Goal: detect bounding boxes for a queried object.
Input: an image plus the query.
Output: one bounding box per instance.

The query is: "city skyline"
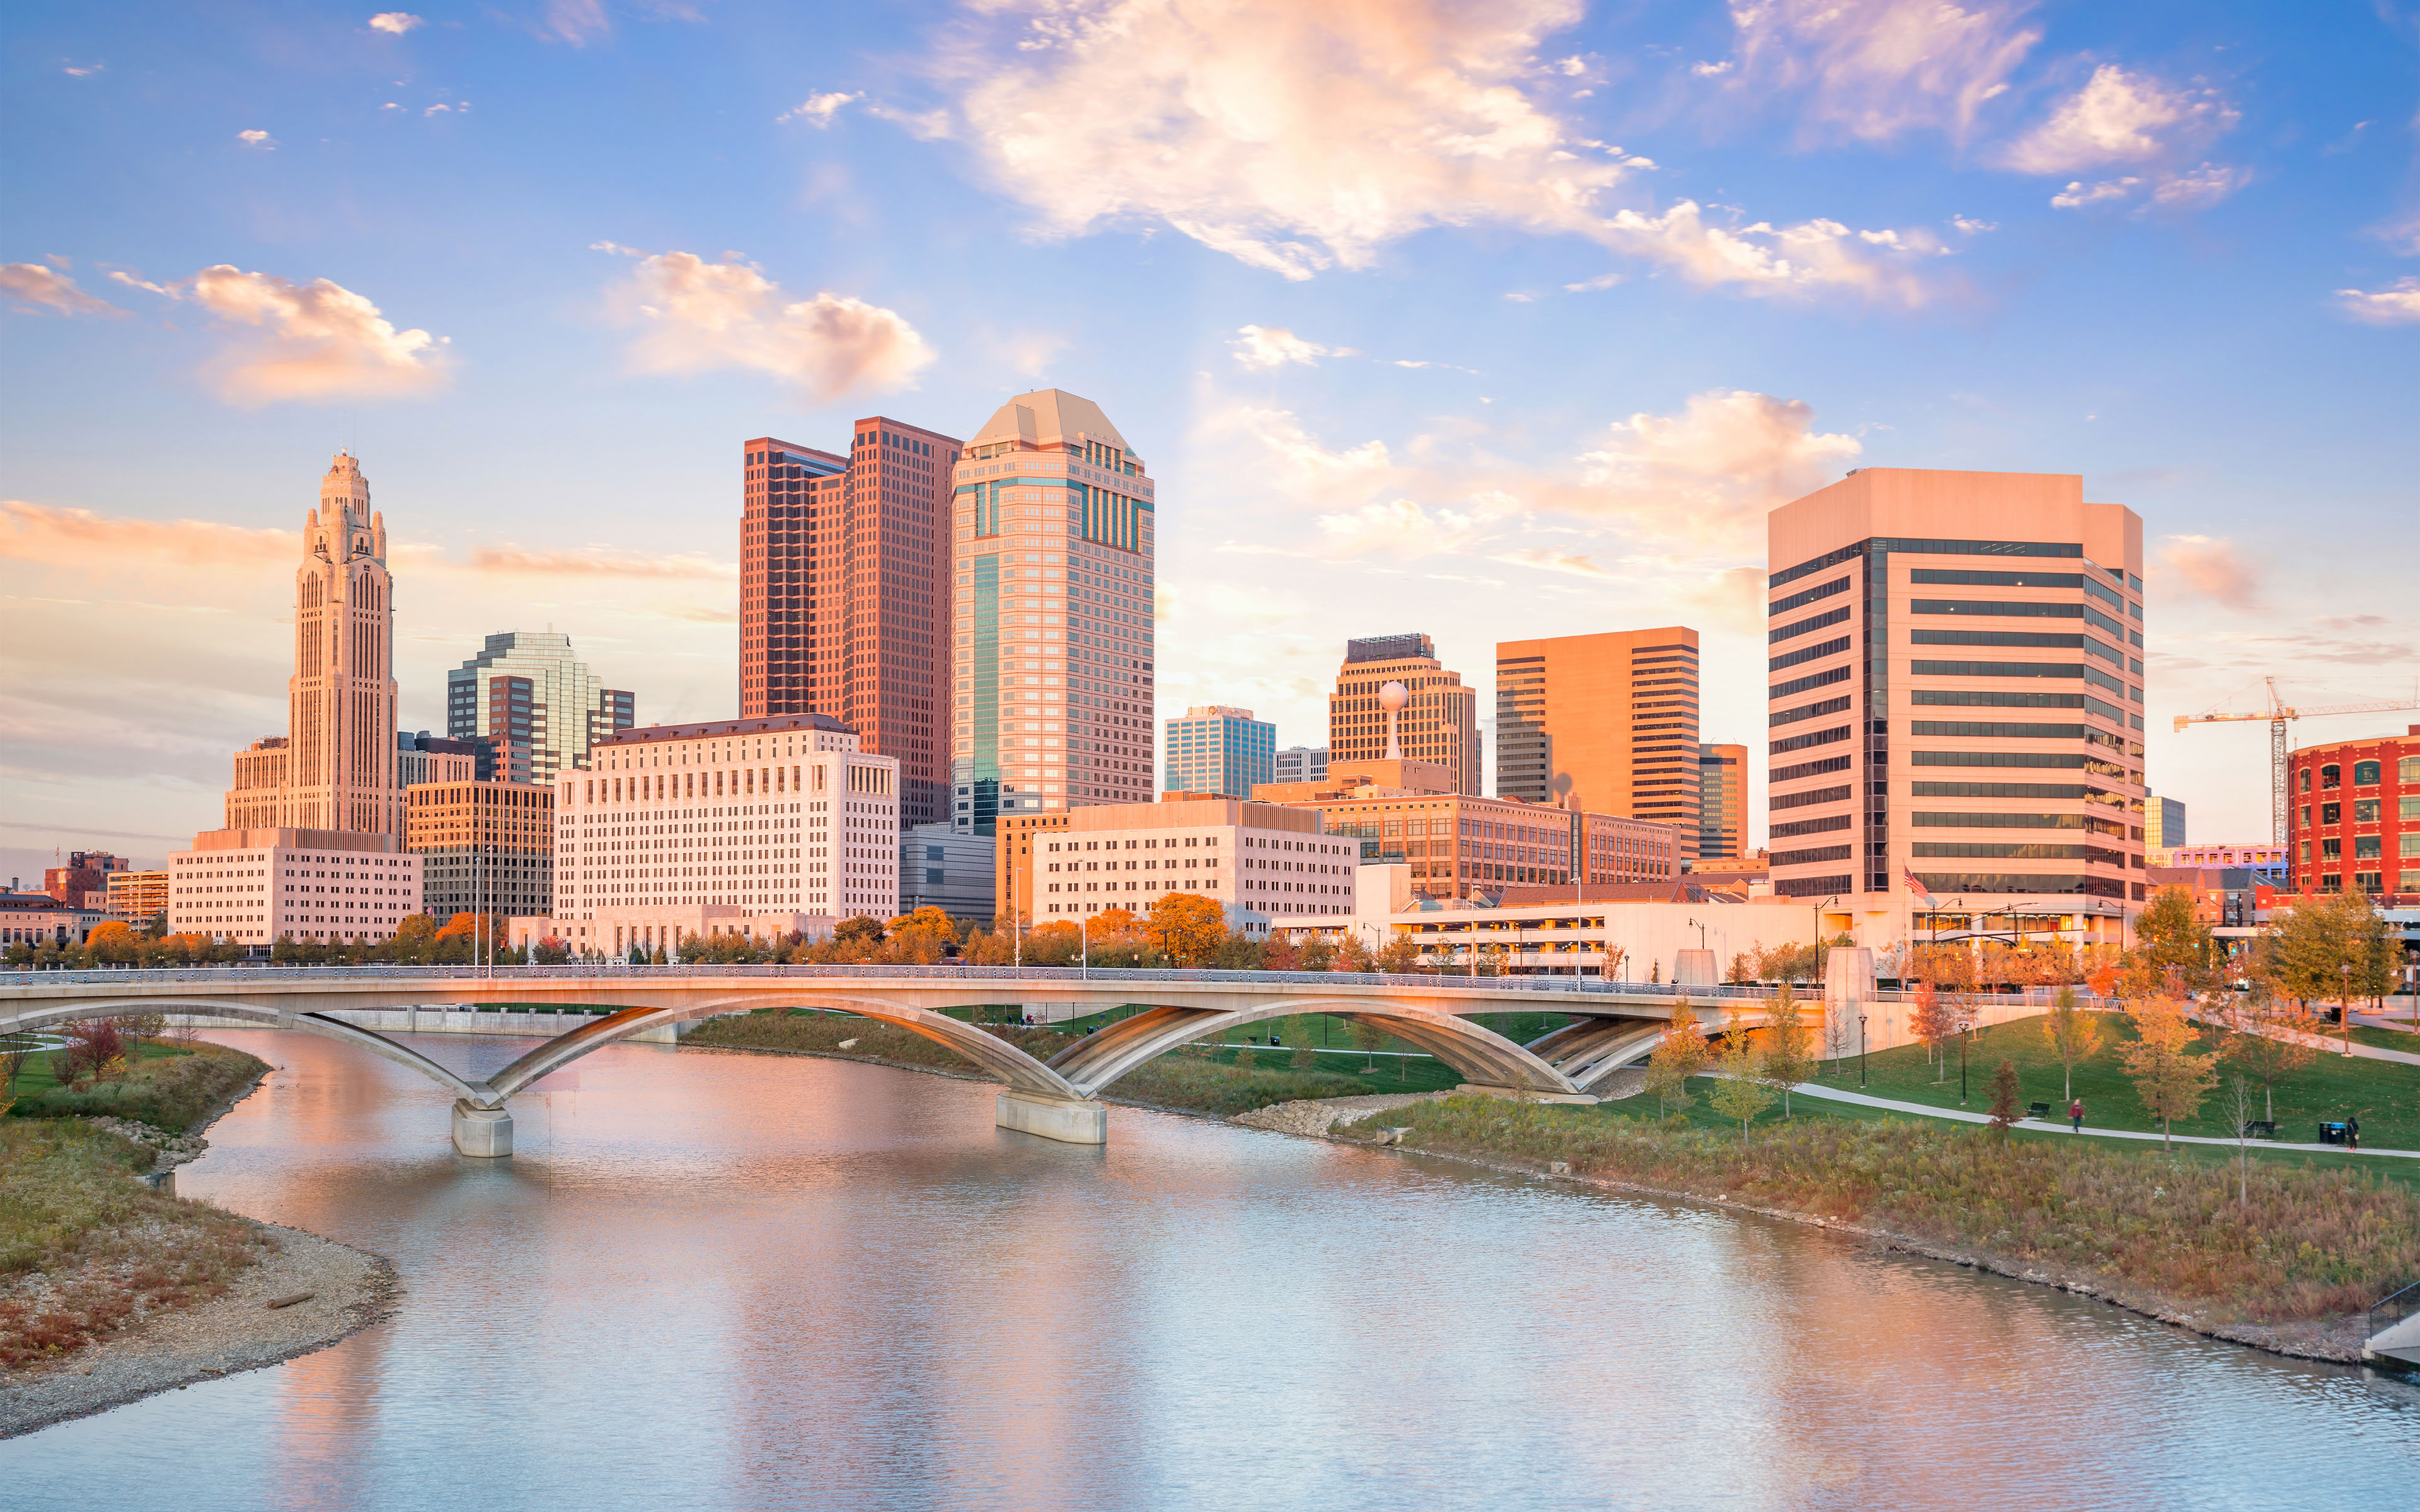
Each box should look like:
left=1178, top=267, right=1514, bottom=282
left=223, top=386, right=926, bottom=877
left=5, top=1, right=2416, bottom=880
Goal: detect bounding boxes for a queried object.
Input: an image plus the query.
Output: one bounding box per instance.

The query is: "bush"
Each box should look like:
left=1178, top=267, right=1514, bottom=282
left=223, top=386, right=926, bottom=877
left=9, top=1043, right=268, bottom=1133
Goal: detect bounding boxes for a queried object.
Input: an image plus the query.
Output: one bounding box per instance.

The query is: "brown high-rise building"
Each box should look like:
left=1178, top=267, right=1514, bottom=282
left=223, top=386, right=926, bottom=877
left=1494, top=628, right=1702, bottom=859
left=1698, top=742, right=1747, bottom=863
left=1329, top=634, right=1481, bottom=796
left=742, top=418, right=964, bottom=828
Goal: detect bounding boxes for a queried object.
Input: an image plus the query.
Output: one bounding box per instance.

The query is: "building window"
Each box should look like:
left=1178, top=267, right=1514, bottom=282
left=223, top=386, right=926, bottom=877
left=2353, top=760, right=2382, bottom=787
left=2321, top=838, right=2341, bottom=860
left=2355, top=799, right=2381, bottom=823
left=2320, top=764, right=2341, bottom=789
left=2355, top=837, right=2382, bottom=860
left=2322, top=802, right=2341, bottom=825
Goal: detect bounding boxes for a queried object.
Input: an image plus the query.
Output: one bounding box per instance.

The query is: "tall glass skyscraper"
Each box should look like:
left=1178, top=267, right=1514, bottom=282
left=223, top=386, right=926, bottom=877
left=1163, top=706, right=1276, bottom=798
left=445, top=632, right=633, bottom=784
left=950, top=390, right=1155, bottom=835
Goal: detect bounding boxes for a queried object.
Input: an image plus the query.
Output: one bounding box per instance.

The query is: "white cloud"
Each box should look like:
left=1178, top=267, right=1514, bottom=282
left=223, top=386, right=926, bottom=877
left=1728, top=0, right=2040, bottom=145
left=236, top=129, right=276, bottom=149
left=603, top=249, right=935, bottom=400
left=1601, top=202, right=1939, bottom=306
left=108, top=265, right=447, bottom=403
left=1691, top=60, right=1733, bottom=77
left=1317, top=496, right=1509, bottom=558
left=1952, top=214, right=1998, bottom=234
left=541, top=0, right=611, bottom=45
left=867, top=102, right=952, bottom=140
left=368, top=11, right=423, bottom=34
left=1576, top=388, right=1862, bottom=553
left=778, top=91, right=862, bottom=127
left=2002, top=64, right=2235, bottom=174
left=62, top=61, right=103, bottom=77
left=2335, top=277, right=2420, bottom=326
left=1229, top=324, right=1329, bottom=370
left=2150, top=162, right=2247, bottom=208
left=0, top=263, right=123, bottom=318
left=2049, top=176, right=2138, bottom=209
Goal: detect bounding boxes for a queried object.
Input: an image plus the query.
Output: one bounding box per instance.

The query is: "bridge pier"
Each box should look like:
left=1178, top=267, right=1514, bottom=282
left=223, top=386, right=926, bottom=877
left=452, top=1099, right=514, bottom=1157
left=995, top=1091, right=1108, bottom=1145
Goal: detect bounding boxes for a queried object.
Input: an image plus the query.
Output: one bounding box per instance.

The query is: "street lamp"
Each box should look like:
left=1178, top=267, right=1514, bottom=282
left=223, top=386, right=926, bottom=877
left=1858, top=1012, right=1869, bottom=1088
left=2341, top=961, right=2354, bottom=1055
left=1959, top=1020, right=1971, bottom=1105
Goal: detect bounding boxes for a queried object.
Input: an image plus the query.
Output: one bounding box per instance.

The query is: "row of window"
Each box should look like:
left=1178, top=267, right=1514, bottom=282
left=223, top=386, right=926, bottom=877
left=2300, top=759, right=2415, bottom=791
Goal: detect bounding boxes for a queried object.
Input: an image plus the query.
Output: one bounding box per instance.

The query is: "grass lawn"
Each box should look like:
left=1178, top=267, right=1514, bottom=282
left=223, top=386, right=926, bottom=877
left=3, top=1036, right=190, bottom=1099
left=4, top=1038, right=268, bottom=1133
left=2350, top=1022, right=2420, bottom=1052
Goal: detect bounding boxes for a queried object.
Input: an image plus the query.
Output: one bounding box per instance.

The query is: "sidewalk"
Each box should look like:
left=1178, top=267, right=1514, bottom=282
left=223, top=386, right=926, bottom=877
left=1782, top=1079, right=2420, bottom=1159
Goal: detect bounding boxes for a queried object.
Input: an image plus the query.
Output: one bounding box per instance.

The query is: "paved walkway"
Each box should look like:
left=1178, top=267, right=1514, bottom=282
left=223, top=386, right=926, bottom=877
left=1782, top=1079, right=2420, bottom=1159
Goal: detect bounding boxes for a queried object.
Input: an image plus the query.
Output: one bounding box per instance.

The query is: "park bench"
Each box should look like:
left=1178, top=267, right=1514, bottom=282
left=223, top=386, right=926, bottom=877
left=2241, top=1120, right=2277, bottom=1140
left=2026, top=1102, right=2051, bottom=1121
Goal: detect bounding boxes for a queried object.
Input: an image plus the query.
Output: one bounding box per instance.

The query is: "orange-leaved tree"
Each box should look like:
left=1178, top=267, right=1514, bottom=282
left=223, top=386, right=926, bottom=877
left=2118, top=999, right=2219, bottom=1152
left=2039, top=985, right=2104, bottom=1102
left=1643, top=999, right=1710, bottom=1115
left=1147, top=892, right=1228, bottom=966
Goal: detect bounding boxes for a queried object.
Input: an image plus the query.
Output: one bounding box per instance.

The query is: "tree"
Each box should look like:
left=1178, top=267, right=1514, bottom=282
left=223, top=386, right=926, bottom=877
left=2039, top=986, right=2104, bottom=1102
left=1332, top=934, right=1375, bottom=973
left=1986, top=1059, right=2021, bottom=1135
left=1022, top=920, right=1082, bottom=966
left=1642, top=999, right=1709, bottom=1115
left=2266, top=890, right=2392, bottom=1030
left=1347, top=1016, right=1388, bottom=1072
left=2132, top=885, right=2218, bottom=992
left=1085, top=908, right=1147, bottom=966
left=2228, top=1074, right=2256, bottom=1213
left=1375, top=936, right=1420, bottom=975
left=1148, top=892, right=1228, bottom=966
left=1760, top=985, right=1817, bottom=1115
left=84, top=920, right=139, bottom=967
left=1298, top=934, right=1337, bottom=972
left=2118, top=1000, right=2219, bottom=1151
left=1909, top=980, right=1959, bottom=1080
left=2215, top=977, right=2317, bottom=1122
left=1290, top=1014, right=1318, bottom=1070
left=1707, top=1009, right=1775, bottom=1143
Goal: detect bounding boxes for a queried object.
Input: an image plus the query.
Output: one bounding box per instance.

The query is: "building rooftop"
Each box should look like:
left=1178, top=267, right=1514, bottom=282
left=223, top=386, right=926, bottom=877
left=969, top=389, right=1131, bottom=452
left=600, top=713, right=856, bottom=745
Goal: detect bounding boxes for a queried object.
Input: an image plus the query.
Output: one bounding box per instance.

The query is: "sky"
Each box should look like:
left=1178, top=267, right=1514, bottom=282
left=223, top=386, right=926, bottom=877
left=4, top=0, right=2417, bottom=884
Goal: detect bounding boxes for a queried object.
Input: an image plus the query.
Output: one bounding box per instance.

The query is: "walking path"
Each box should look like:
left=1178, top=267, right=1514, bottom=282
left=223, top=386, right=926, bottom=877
left=1782, top=1079, right=2420, bottom=1159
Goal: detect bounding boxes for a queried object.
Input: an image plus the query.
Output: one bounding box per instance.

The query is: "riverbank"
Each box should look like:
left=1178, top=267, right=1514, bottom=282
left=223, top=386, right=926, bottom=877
left=1, top=1044, right=398, bottom=1436
left=1294, top=1092, right=2417, bottom=1363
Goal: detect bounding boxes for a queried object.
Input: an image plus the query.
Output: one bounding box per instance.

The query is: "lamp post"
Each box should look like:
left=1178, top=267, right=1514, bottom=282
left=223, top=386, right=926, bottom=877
left=1959, top=1020, right=1971, bottom=1105
left=1858, top=1012, right=1869, bottom=1087
left=2341, top=961, right=2353, bottom=1055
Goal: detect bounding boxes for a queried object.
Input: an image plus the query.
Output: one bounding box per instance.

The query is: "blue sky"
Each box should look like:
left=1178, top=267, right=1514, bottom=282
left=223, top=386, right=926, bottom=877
left=4, top=0, right=2416, bottom=879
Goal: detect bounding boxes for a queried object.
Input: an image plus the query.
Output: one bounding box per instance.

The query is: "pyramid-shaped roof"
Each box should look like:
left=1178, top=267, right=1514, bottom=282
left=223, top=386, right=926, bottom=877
left=969, top=389, right=1132, bottom=453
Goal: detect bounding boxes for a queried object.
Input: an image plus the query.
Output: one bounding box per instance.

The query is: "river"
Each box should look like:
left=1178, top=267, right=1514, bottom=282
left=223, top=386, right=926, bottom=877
left=4, top=1030, right=2416, bottom=1508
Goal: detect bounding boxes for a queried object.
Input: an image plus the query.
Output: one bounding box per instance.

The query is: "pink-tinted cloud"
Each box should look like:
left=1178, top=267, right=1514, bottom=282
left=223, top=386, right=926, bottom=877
left=468, top=545, right=736, bottom=580
left=1576, top=388, right=1863, bottom=551
left=1728, top=0, right=2041, bottom=146
left=0, top=263, right=122, bottom=318
left=2160, top=534, right=2259, bottom=610
left=2336, top=277, right=2420, bottom=325
left=604, top=250, right=934, bottom=399
left=1, top=501, right=297, bottom=569
left=107, top=265, right=449, bottom=403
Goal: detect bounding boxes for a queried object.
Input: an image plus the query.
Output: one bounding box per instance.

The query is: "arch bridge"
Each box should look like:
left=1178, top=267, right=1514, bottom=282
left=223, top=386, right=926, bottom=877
left=1, top=966, right=1801, bottom=1153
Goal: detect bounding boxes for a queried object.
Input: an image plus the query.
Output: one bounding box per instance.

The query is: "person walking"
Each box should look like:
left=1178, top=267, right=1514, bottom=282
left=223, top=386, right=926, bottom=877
left=2069, top=1097, right=2084, bottom=1134
left=2347, top=1113, right=2361, bottom=1152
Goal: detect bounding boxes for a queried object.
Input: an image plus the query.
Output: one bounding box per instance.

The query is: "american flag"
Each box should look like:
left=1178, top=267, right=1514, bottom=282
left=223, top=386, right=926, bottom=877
left=1903, top=868, right=1933, bottom=907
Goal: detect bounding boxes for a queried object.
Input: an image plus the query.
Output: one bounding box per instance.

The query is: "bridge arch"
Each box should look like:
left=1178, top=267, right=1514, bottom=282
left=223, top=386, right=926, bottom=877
left=0, top=1000, right=486, bottom=1104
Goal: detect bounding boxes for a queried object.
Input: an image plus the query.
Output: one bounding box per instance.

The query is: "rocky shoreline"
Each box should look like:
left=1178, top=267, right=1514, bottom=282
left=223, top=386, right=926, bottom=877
left=0, top=1051, right=400, bottom=1438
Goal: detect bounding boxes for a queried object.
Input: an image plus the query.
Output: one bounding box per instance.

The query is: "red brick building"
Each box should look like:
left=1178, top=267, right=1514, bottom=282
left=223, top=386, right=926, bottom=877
left=2287, top=724, right=2419, bottom=901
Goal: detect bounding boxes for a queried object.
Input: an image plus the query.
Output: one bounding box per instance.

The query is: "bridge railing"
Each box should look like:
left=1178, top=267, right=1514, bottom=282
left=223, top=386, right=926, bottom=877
left=0, top=962, right=1785, bottom=1001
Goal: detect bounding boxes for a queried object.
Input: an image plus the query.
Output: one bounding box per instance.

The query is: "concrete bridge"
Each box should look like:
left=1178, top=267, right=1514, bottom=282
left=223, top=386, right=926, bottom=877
left=1, top=965, right=1802, bottom=1153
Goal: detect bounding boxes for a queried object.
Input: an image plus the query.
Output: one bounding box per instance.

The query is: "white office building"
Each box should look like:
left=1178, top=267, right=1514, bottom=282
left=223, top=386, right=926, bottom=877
left=1035, top=794, right=1359, bottom=936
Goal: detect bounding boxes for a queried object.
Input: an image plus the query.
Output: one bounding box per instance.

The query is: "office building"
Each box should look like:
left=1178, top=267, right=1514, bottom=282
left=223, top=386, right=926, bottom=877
left=993, top=810, right=1071, bottom=927
left=1495, top=629, right=1703, bottom=856
left=1033, top=794, right=1355, bottom=933
left=168, top=827, right=421, bottom=947
left=899, top=822, right=996, bottom=926
left=103, top=869, right=169, bottom=924
left=1163, top=706, right=1276, bottom=799
left=1764, top=468, right=2146, bottom=937
left=446, top=632, right=633, bottom=784
left=1698, top=743, right=1747, bottom=864
left=742, top=420, right=962, bottom=827
left=1330, top=634, right=1480, bottom=796
left=536, top=713, right=897, bottom=955
left=2169, top=842, right=2287, bottom=879
left=398, top=731, right=483, bottom=788
left=2, top=890, right=108, bottom=952
left=1274, top=745, right=1328, bottom=784
left=2146, top=792, right=2187, bottom=864
left=406, top=780, right=555, bottom=922
left=43, top=850, right=130, bottom=905
left=222, top=451, right=400, bottom=837
left=2288, top=726, right=2420, bottom=899
left=951, top=389, right=1157, bottom=835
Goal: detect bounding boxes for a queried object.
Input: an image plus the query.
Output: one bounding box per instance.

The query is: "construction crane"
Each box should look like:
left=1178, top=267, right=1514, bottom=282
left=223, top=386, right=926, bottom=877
left=2174, top=677, right=2420, bottom=843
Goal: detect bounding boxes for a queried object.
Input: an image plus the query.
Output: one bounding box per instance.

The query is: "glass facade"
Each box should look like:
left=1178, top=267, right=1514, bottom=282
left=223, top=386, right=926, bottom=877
left=1163, top=707, right=1276, bottom=799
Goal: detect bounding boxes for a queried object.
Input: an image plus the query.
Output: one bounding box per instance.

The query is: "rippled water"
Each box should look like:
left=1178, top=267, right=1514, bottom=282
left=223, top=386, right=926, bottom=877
left=5, top=1031, right=2416, bottom=1509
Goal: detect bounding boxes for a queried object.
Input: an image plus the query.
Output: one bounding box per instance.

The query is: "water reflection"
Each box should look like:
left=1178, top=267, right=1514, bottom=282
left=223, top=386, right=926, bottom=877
left=3, top=1029, right=2413, bottom=1510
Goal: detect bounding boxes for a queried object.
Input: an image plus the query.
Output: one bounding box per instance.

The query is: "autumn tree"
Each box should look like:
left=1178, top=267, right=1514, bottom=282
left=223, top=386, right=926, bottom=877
left=1022, top=920, right=1081, bottom=966
left=2215, top=978, right=2317, bottom=1122
left=1297, top=934, right=1337, bottom=972
left=1291, top=1014, right=1319, bottom=1069
left=1643, top=999, right=1710, bottom=1115
left=2118, top=1000, right=2219, bottom=1151
left=2039, top=985, right=2104, bottom=1102
left=1707, top=1009, right=1775, bottom=1143
left=1986, top=1059, right=2022, bottom=1135
left=1332, top=934, right=1375, bottom=973
left=1347, top=1016, right=1388, bottom=1072
left=1085, top=908, right=1148, bottom=966
left=1909, top=980, right=1959, bottom=1080
left=1760, top=985, right=1817, bottom=1115
left=1148, top=892, right=1228, bottom=966
left=2132, top=885, right=2218, bottom=994
left=2266, top=890, right=2393, bottom=1026
left=1375, top=936, right=1420, bottom=975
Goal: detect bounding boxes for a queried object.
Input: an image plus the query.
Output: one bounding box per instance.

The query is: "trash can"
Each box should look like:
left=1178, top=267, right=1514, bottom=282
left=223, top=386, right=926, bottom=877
left=2318, top=1122, right=2349, bottom=1146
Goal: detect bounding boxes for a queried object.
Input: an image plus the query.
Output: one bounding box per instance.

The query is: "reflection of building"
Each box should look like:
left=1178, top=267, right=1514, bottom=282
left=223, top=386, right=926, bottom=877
left=1496, top=629, right=1703, bottom=857
left=2288, top=725, right=2420, bottom=899
left=899, top=823, right=995, bottom=926
left=743, top=419, right=962, bottom=827
left=104, top=869, right=169, bottom=923
left=1274, top=745, right=1328, bottom=784
left=44, top=850, right=130, bottom=904
left=1332, top=634, right=1480, bottom=797
left=1765, top=469, right=2146, bottom=934
left=224, top=452, right=400, bottom=837
left=952, top=390, right=1157, bottom=835
left=406, top=781, right=555, bottom=922
left=1163, top=706, right=1276, bottom=799
left=1033, top=794, right=1352, bottom=934
left=170, top=827, right=420, bottom=947
left=1698, top=742, right=1747, bottom=863
left=446, top=632, right=633, bottom=784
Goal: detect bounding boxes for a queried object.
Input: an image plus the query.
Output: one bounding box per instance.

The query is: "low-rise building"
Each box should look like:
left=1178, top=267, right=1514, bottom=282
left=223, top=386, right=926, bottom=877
left=1034, top=794, right=1359, bottom=934
left=168, top=827, right=422, bottom=948
left=406, top=780, right=555, bottom=922
left=994, top=809, right=1073, bottom=928
left=2290, top=726, right=2420, bottom=901
left=103, top=869, right=170, bottom=924
left=899, top=822, right=996, bottom=926
left=1, top=890, right=107, bottom=951
left=2169, top=842, right=2287, bottom=876
left=1270, top=893, right=1819, bottom=983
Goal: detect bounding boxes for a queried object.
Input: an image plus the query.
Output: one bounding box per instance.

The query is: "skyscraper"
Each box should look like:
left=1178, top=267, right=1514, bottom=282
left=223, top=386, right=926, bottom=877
left=742, top=419, right=962, bottom=827
left=446, top=632, right=632, bottom=784
left=1329, top=634, right=1480, bottom=795
left=1698, top=742, right=1747, bottom=862
left=1765, top=468, right=2146, bottom=931
left=950, top=390, right=1156, bottom=835
left=1163, top=706, right=1276, bottom=798
left=223, top=451, right=399, bottom=837
left=1494, top=628, right=1703, bottom=857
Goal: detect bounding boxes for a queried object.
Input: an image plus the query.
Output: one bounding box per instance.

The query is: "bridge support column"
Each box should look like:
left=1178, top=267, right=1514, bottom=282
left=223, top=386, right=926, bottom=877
left=996, top=1091, right=1108, bottom=1145
left=452, top=1099, right=514, bottom=1157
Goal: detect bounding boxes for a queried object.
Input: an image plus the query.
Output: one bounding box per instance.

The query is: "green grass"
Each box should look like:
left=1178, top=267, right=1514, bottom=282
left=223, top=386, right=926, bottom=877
left=4, top=1036, right=190, bottom=1099
left=4, top=1040, right=270, bottom=1133
left=1813, top=1011, right=2420, bottom=1150
left=2349, top=1022, right=2420, bottom=1052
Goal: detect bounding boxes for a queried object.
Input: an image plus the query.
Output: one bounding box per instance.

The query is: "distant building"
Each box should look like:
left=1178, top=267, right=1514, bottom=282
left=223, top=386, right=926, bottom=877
left=1698, top=743, right=1747, bottom=864
left=397, top=731, right=483, bottom=788
left=446, top=631, right=633, bottom=785
left=1032, top=794, right=1356, bottom=936
left=43, top=850, right=130, bottom=905
left=406, top=781, right=555, bottom=922
left=1331, top=634, right=1480, bottom=797
left=1496, top=629, right=1703, bottom=858
left=170, top=827, right=421, bottom=948
left=103, top=870, right=169, bottom=924
left=2169, top=842, right=2286, bottom=878
left=898, top=823, right=995, bottom=927
left=2288, top=724, right=2420, bottom=900
left=2146, top=792, right=2187, bottom=864
left=1, top=890, right=107, bottom=951
left=1162, top=706, right=1276, bottom=799
left=1274, top=745, right=1328, bottom=784
left=993, top=810, right=1071, bottom=929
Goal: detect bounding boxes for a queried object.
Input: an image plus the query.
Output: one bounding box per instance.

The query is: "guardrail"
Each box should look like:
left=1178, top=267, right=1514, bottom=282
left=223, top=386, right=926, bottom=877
left=2370, top=1278, right=2420, bottom=1356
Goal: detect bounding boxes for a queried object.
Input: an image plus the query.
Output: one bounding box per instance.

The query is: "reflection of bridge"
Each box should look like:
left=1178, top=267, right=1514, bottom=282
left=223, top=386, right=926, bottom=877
left=2, top=966, right=1799, bottom=1152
